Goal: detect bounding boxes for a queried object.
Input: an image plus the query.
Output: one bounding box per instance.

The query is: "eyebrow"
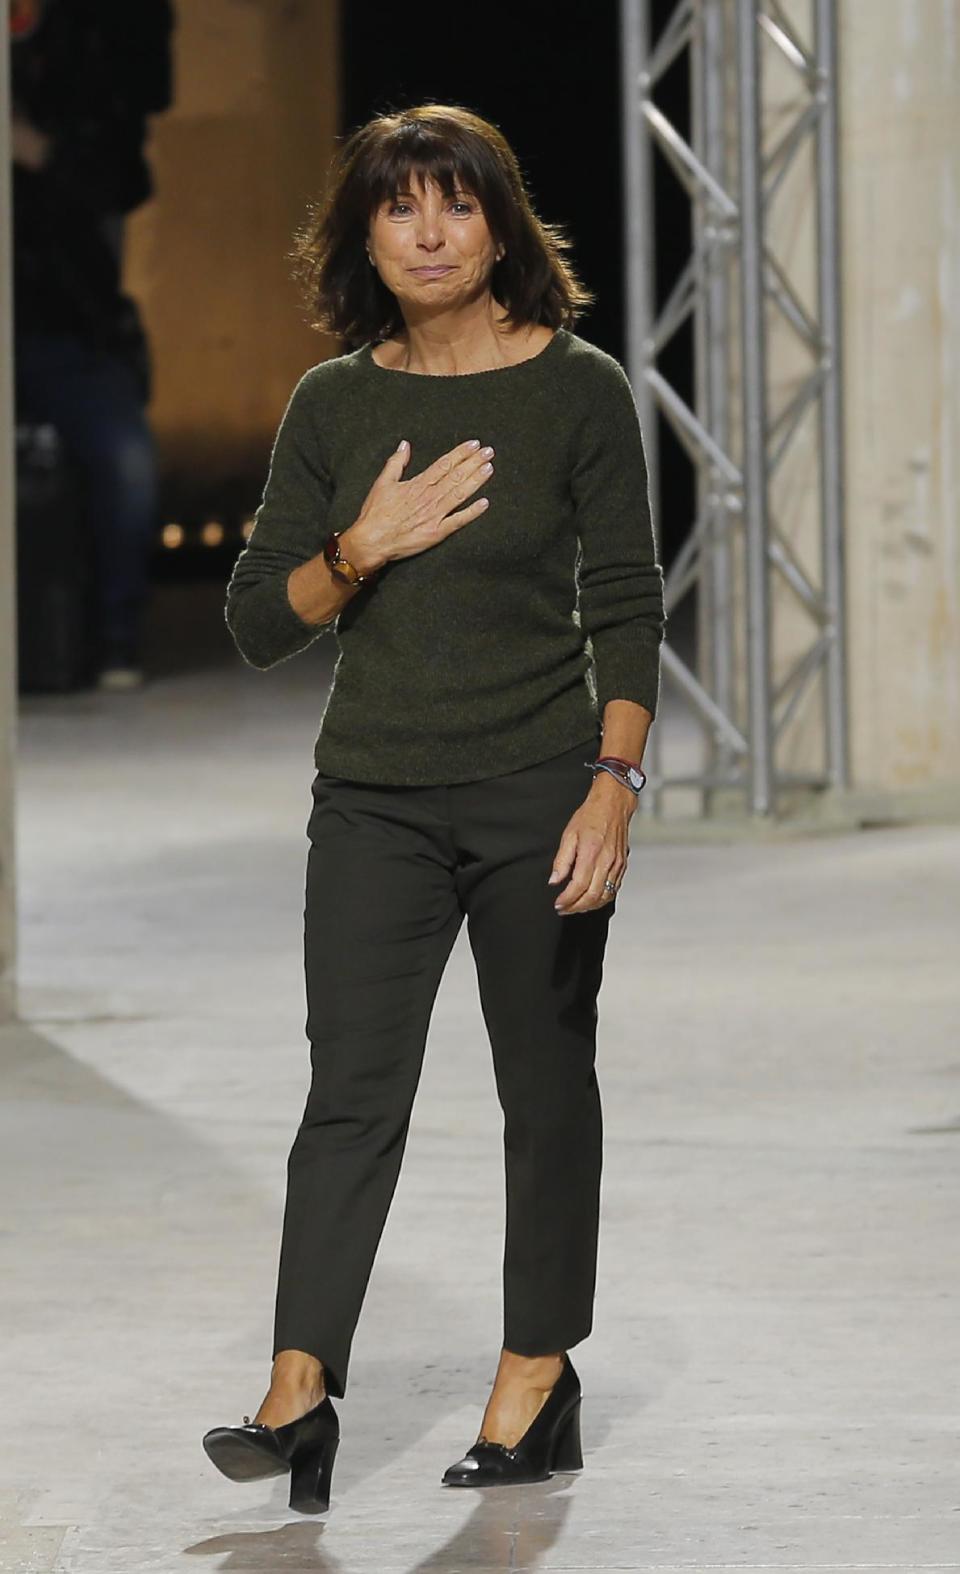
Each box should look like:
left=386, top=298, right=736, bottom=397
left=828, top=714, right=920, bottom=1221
left=392, top=188, right=473, bottom=198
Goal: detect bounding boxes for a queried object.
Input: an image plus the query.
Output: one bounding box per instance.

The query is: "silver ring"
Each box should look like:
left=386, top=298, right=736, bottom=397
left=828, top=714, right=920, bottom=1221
left=603, top=879, right=617, bottom=895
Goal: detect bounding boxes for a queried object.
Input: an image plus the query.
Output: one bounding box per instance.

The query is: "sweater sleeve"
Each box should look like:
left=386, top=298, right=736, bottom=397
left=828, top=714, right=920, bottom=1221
left=224, top=368, right=336, bottom=671
left=571, top=354, right=667, bottom=718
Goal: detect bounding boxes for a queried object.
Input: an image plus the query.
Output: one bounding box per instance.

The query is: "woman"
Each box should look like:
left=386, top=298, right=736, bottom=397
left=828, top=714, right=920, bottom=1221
left=202, top=103, right=665, bottom=1515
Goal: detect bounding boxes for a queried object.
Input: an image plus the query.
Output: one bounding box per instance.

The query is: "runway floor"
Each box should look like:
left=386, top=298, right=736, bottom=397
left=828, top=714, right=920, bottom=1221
left=2, top=584, right=958, bottom=1572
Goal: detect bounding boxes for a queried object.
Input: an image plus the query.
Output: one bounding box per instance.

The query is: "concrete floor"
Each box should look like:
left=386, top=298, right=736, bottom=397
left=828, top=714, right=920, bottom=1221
left=2, top=584, right=959, bottom=1572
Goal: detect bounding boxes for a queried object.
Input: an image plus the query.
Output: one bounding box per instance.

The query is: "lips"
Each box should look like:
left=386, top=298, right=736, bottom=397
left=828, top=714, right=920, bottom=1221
left=411, top=266, right=454, bottom=276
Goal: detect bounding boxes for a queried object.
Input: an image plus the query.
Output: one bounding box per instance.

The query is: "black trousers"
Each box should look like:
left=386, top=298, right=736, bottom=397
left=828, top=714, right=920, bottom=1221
left=272, top=732, right=617, bottom=1398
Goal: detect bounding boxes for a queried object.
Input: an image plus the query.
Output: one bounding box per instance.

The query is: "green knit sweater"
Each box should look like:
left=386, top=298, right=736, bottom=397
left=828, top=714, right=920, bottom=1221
left=224, top=326, right=666, bottom=785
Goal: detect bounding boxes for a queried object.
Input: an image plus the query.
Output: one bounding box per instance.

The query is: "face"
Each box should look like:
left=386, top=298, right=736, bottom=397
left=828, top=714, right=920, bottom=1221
left=367, top=169, right=501, bottom=315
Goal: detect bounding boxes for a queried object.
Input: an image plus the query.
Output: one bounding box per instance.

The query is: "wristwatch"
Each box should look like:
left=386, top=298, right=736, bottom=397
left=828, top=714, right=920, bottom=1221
left=323, top=530, right=375, bottom=587
left=585, top=754, right=647, bottom=796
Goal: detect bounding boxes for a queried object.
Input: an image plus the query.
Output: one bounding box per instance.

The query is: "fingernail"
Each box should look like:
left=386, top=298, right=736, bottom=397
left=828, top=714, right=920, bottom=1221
left=397, top=438, right=406, bottom=451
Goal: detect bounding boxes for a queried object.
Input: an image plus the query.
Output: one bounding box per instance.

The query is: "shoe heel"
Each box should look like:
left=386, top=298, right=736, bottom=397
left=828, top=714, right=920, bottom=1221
left=288, top=1436, right=339, bottom=1514
left=550, top=1400, right=583, bottom=1472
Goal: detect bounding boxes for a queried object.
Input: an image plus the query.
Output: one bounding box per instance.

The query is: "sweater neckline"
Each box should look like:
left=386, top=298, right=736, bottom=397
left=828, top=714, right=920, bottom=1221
left=362, top=326, right=567, bottom=382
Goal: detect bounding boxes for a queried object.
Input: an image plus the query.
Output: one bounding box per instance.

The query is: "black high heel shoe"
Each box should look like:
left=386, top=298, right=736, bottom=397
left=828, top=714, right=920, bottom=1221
left=441, top=1352, right=583, bottom=1488
left=202, top=1393, right=340, bottom=1515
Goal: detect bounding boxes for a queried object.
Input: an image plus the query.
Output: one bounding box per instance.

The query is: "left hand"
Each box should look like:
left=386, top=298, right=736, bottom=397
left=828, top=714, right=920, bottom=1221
left=548, top=773, right=636, bottom=915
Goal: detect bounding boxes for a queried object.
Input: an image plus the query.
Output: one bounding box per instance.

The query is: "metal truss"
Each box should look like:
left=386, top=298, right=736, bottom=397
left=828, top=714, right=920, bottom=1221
left=620, top=0, right=848, bottom=817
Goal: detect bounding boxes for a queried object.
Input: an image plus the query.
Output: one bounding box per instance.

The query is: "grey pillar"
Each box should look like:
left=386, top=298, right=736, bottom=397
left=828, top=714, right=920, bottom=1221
left=0, top=18, right=19, bottom=1022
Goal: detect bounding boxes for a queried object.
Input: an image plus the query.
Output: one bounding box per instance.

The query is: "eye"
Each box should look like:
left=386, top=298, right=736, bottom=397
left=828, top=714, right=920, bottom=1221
left=387, top=199, right=475, bottom=216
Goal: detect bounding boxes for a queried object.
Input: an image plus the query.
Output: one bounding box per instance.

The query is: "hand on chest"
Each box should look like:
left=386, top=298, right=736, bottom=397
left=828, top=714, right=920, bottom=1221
left=326, top=412, right=575, bottom=572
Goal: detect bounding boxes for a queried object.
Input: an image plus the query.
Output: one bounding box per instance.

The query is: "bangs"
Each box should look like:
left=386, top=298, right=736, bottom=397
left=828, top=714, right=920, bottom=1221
left=364, top=130, right=485, bottom=213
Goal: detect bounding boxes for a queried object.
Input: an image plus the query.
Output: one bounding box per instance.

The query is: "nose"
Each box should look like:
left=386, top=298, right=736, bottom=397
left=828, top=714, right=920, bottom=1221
left=413, top=209, right=447, bottom=249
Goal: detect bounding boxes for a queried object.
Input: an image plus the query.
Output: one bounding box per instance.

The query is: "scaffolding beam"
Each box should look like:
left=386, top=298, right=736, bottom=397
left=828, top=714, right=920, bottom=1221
left=621, top=0, right=848, bottom=817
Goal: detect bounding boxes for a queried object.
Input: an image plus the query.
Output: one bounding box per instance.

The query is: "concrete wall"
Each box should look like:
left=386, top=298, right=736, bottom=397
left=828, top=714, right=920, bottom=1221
left=122, top=0, right=341, bottom=491
left=1, top=27, right=17, bottom=1021
left=837, top=0, right=959, bottom=791
left=706, top=0, right=958, bottom=809
left=750, top=0, right=960, bottom=802
left=764, top=0, right=960, bottom=796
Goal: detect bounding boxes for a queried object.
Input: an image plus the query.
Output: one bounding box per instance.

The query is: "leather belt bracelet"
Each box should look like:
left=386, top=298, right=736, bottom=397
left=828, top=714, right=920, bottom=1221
left=585, top=754, right=648, bottom=795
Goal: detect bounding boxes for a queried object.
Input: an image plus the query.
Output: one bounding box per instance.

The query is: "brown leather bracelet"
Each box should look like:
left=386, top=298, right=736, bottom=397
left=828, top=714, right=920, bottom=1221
left=323, top=530, right=375, bottom=586
left=588, top=756, right=647, bottom=794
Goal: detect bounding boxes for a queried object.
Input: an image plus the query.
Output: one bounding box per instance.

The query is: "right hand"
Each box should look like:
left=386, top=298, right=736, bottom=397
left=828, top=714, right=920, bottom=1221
left=11, top=111, right=51, bottom=172
left=344, top=438, right=494, bottom=570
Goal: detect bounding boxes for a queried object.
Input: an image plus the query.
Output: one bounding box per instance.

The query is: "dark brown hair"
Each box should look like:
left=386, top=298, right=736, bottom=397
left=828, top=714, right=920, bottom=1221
left=287, top=102, right=596, bottom=349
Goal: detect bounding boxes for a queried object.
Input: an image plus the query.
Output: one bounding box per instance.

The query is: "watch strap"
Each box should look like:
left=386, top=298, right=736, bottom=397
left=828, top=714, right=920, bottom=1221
left=585, top=755, right=647, bottom=795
